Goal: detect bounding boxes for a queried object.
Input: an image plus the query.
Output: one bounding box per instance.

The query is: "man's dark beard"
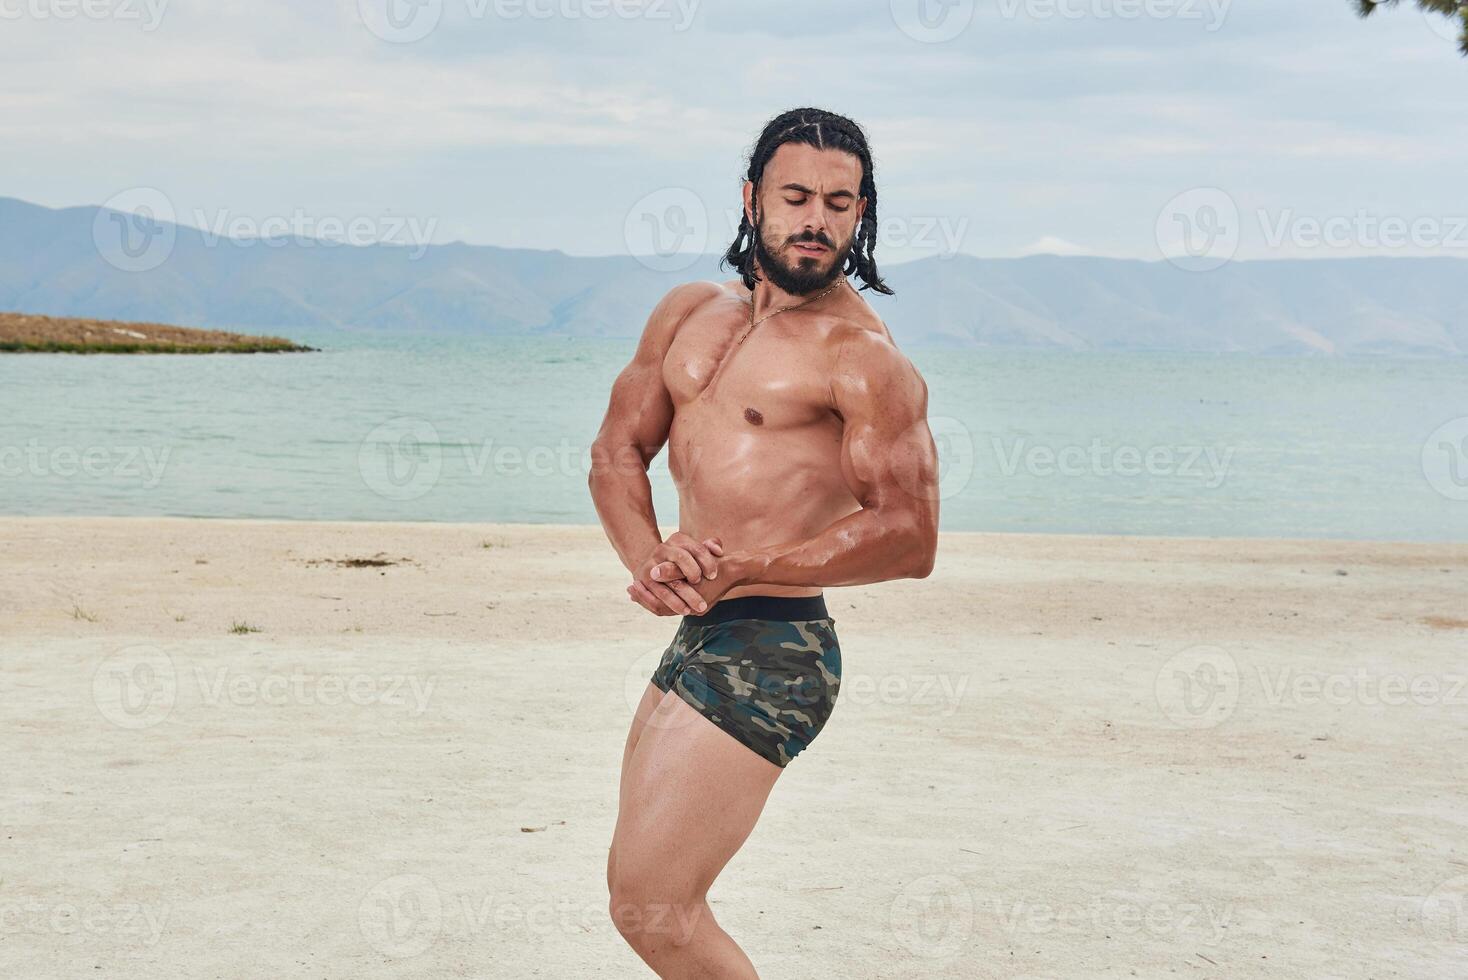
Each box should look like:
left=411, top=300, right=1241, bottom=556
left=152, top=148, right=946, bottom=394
left=752, top=220, right=853, bottom=295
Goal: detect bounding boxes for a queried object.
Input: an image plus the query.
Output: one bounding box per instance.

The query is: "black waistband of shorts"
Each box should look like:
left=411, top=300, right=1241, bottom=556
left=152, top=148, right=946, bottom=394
left=683, top=594, right=828, bottom=627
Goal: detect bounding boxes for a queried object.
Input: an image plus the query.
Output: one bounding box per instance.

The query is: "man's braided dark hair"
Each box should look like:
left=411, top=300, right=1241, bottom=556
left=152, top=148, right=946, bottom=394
left=721, top=107, right=894, bottom=295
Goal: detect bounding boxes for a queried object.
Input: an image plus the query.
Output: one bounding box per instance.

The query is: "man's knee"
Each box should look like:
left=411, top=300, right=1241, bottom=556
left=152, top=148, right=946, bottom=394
left=607, top=864, right=704, bottom=950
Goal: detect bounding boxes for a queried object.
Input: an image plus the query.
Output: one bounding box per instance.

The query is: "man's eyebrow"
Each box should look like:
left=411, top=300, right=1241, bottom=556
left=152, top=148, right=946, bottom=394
left=780, top=182, right=857, bottom=200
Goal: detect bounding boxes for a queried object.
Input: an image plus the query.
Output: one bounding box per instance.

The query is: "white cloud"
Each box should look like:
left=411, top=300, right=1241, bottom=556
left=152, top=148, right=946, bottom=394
left=1018, top=236, right=1096, bottom=257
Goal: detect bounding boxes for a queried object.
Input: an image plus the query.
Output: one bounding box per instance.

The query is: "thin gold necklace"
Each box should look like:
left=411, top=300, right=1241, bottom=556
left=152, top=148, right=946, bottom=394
left=737, top=275, right=848, bottom=347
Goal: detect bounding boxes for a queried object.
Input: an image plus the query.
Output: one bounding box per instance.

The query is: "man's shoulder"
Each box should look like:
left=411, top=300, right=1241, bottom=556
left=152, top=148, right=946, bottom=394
left=825, top=308, right=924, bottom=402
left=826, top=309, right=908, bottom=373
left=653, top=279, right=741, bottom=319
left=638, top=280, right=738, bottom=349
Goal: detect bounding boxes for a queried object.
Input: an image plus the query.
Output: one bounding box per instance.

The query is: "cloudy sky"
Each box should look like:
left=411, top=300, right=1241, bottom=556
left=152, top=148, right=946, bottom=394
left=3, top=0, right=1467, bottom=264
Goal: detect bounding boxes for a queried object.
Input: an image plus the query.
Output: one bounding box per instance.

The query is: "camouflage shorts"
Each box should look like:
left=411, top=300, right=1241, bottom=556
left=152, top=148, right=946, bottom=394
left=650, top=594, right=842, bottom=768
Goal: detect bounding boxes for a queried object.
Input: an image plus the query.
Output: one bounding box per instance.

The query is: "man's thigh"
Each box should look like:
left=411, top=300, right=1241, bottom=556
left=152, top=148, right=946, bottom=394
left=612, top=689, right=783, bottom=899
left=618, top=682, right=664, bottom=809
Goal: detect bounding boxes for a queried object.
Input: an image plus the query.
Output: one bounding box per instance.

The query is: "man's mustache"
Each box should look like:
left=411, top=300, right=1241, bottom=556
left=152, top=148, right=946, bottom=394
left=786, top=231, right=836, bottom=249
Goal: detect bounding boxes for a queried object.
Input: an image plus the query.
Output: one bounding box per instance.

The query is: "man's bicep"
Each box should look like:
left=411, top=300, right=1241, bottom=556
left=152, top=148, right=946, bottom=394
left=833, top=334, right=941, bottom=511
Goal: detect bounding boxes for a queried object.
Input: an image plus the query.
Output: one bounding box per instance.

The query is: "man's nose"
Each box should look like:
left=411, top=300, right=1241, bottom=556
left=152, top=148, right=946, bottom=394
left=794, top=199, right=826, bottom=237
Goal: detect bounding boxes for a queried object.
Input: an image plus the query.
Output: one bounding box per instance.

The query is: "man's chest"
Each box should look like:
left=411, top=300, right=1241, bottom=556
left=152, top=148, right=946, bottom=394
left=661, top=313, right=834, bottom=428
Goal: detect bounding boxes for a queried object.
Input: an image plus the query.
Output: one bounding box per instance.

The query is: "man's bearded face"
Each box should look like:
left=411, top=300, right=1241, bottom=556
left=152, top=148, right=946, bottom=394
left=747, top=143, right=865, bottom=296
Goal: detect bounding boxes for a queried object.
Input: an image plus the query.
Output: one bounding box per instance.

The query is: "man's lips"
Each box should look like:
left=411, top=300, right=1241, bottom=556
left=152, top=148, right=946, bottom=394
left=791, top=241, right=830, bottom=256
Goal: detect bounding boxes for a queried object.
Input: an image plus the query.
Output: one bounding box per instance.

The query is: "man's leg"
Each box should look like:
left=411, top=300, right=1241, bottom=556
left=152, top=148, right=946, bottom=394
left=608, top=682, right=663, bottom=893
left=608, top=688, right=782, bottom=978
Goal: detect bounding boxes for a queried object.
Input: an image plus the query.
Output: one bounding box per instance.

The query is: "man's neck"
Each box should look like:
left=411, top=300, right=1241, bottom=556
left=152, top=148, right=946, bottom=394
left=748, top=266, right=847, bottom=319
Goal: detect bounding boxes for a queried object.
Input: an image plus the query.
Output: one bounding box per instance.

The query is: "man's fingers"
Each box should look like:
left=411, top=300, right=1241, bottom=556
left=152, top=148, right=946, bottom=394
left=648, top=581, right=692, bottom=616
left=647, top=536, right=721, bottom=585
left=649, top=560, right=681, bottom=583
left=666, top=580, right=707, bottom=615
left=669, top=548, right=702, bottom=584
left=629, top=581, right=671, bottom=616
left=627, top=582, right=656, bottom=614
left=684, top=542, right=717, bottom=581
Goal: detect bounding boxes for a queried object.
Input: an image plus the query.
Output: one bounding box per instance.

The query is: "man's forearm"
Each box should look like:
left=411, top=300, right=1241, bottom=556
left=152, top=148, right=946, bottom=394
left=588, top=458, right=662, bottom=573
left=730, top=506, right=935, bottom=589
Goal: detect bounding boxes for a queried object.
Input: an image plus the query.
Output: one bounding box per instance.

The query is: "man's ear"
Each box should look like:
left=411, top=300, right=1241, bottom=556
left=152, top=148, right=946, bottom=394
left=855, top=195, right=868, bottom=225
left=742, top=180, right=756, bottom=226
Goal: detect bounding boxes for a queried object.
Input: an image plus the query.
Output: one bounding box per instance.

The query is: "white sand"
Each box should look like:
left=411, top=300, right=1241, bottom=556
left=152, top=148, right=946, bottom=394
left=1, top=517, right=1465, bottom=978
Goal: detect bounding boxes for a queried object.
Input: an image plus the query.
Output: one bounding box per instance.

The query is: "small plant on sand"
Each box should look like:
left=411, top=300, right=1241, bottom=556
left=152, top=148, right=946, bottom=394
left=71, top=602, right=98, bottom=622
left=229, top=620, right=262, bottom=634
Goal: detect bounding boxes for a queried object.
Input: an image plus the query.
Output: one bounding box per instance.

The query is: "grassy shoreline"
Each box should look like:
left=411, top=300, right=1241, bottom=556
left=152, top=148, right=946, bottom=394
left=0, top=311, right=316, bottom=353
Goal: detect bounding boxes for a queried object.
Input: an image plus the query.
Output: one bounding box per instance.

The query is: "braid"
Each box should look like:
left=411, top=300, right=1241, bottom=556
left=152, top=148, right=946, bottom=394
left=721, top=108, right=894, bottom=296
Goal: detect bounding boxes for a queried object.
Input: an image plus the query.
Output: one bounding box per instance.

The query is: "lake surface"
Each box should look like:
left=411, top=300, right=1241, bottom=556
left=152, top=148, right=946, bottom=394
left=4, top=328, right=1466, bottom=541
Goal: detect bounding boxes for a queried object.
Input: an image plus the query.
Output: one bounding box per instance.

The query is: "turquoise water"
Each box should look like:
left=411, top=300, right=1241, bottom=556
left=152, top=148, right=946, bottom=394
left=3, top=328, right=1465, bottom=541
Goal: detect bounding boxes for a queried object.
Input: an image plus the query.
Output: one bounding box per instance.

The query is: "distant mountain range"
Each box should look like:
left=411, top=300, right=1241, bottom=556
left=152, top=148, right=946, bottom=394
left=3, top=196, right=1465, bottom=355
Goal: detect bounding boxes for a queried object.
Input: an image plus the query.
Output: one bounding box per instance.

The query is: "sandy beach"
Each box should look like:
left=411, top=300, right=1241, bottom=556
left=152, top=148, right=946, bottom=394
left=1, top=516, right=1464, bottom=978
